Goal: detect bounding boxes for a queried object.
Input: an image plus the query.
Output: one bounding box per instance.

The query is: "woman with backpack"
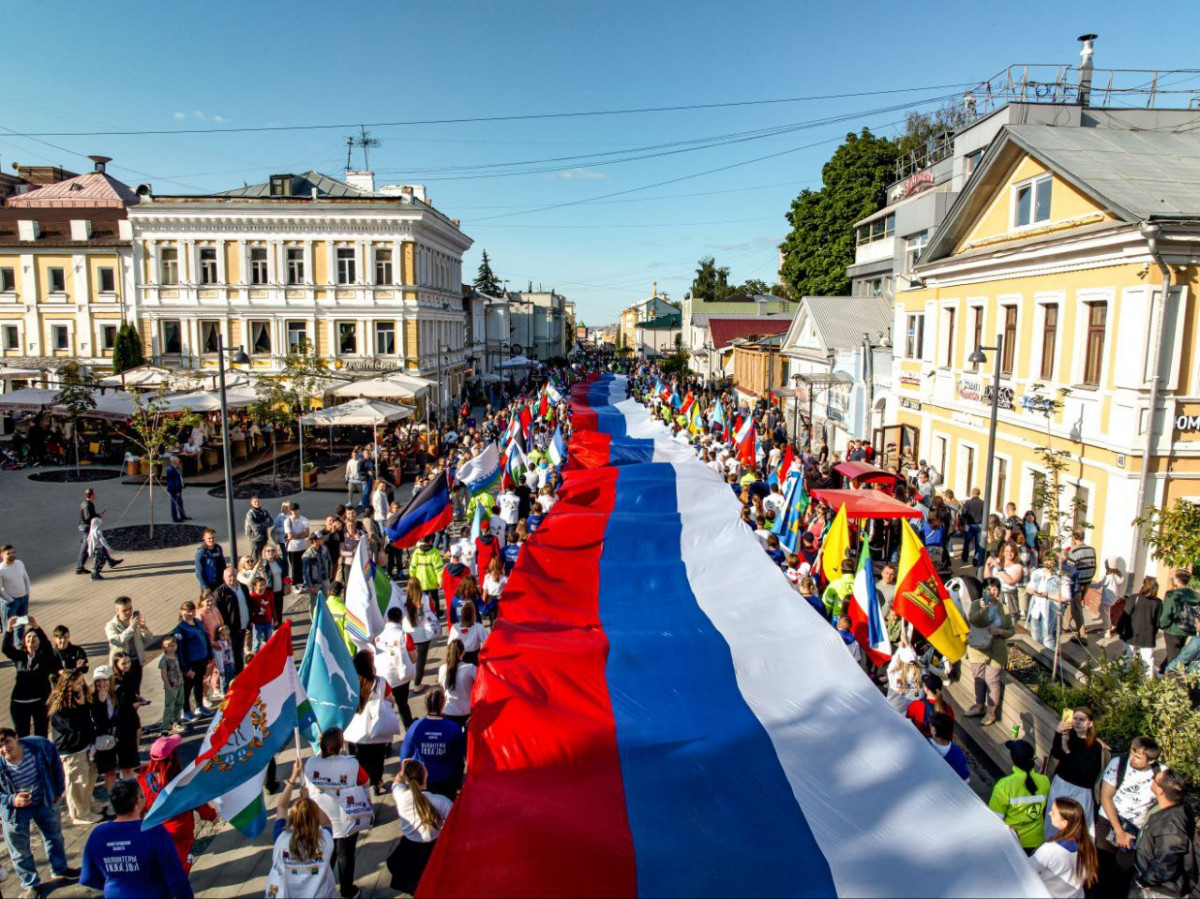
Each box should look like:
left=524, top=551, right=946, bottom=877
left=1120, top=577, right=1162, bottom=679
left=904, top=673, right=954, bottom=739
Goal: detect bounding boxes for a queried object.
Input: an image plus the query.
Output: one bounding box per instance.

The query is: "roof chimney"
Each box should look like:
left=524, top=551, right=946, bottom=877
left=88, top=155, right=112, bottom=174
left=344, top=170, right=376, bottom=194
left=1077, top=34, right=1097, bottom=107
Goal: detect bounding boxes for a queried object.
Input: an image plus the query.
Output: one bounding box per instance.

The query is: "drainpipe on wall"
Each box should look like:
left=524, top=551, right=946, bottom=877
left=1133, top=220, right=1172, bottom=581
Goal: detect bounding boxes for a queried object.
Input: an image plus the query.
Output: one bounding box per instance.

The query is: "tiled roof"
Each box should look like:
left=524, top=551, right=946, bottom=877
left=707, top=316, right=791, bottom=348
left=5, top=171, right=138, bottom=208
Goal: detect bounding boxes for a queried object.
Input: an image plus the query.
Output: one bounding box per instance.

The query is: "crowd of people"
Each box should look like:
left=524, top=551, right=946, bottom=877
left=0, top=359, right=1194, bottom=898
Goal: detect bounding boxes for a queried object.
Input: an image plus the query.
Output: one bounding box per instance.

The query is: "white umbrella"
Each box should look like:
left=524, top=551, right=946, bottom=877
left=474, top=372, right=504, bottom=383
left=0, top=387, right=57, bottom=411
left=385, top=372, right=436, bottom=394
left=301, top=398, right=412, bottom=426
left=99, top=364, right=199, bottom=391
left=161, top=388, right=259, bottom=413
left=0, top=367, right=43, bottom=381
left=497, top=354, right=535, bottom=370
left=52, top=390, right=136, bottom=421
left=333, top=377, right=422, bottom=401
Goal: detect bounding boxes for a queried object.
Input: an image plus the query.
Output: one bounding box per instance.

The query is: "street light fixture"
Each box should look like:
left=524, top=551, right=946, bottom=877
left=216, top=335, right=250, bottom=562
left=969, top=334, right=1005, bottom=573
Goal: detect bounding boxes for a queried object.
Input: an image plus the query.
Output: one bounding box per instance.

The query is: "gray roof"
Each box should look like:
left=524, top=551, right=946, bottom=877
left=1006, top=125, right=1200, bottom=219
left=214, top=171, right=373, bottom=198
left=803, top=296, right=892, bottom=350
left=689, top=311, right=792, bottom=326
left=923, top=123, right=1200, bottom=263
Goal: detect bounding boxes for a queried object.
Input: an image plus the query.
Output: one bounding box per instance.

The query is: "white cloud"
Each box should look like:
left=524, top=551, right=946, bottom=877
left=212, top=115, right=226, bottom=123
left=173, top=111, right=186, bottom=121
left=560, top=168, right=606, bottom=180
left=172, top=110, right=227, bottom=124
left=193, top=110, right=204, bottom=119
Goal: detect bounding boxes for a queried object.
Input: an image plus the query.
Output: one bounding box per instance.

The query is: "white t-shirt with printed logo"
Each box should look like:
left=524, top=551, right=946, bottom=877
left=1099, top=756, right=1165, bottom=828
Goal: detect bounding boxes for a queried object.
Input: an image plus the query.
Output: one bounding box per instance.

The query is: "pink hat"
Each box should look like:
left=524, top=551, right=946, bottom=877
left=149, top=734, right=182, bottom=760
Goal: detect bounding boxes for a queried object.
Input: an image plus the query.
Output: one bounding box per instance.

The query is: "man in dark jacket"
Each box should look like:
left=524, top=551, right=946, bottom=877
left=165, top=456, right=189, bottom=523
left=959, top=488, right=985, bottom=565
left=243, top=495, right=273, bottom=561
left=1134, top=769, right=1197, bottom=898
left=75, top=488, right=98, bottom=575
left=194, top=529, right=227, bottom=591
left=214, top=566, right=249, bottom=674
left=0, top=728, right=78, bottom=894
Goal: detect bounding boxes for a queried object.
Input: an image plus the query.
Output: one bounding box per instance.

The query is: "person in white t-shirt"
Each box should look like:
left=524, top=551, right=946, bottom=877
left=497, top=488, right=520, bottom=528
left=283, top=505, right=310, bottom=590
left=448, top=600, right=489, bottom=665
left=1097, top=736, right=1165, bottom=869
left=387, top=759, right=453, bottom=896
left=1030, top=797, right=1097, bottom=898
left=270, top=761, right=338, bottom=899
left=488, top=510, right=507, bottom=549
left=536, top=486, right=556, bottom=515
left=374, top=607, right=416, bottom=728
left=437, top=639, right=477, bottom=728
left=762, top=484, right=785, bottom=519
left=450, top=526, right=476, bottom=574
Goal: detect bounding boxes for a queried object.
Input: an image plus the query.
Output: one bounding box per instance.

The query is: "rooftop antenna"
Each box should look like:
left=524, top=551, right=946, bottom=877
left=346, top=126, right=381, bottom=170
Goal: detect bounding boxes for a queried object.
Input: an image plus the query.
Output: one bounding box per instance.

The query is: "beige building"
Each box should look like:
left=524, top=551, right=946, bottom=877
left=0, top=157, right=136, bottom=371
left=127, top=170, right=473, bottom=407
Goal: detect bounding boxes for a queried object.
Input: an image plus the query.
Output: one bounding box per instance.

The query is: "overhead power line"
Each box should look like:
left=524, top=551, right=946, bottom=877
left=10, top=82, right=977, bottom=137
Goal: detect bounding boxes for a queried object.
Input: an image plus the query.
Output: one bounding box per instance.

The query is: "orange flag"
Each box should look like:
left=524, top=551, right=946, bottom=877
left=893, top=523, right=969, bottom=662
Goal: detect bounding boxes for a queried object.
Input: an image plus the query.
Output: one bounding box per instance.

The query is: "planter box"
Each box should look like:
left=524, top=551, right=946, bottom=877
left=303, top=469, right=318, bottom=489
left=946, top=663, right=1063, bottom=774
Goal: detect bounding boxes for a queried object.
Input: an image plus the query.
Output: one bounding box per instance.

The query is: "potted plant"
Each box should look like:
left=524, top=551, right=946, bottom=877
left=302, top=461, right=318, bottom=489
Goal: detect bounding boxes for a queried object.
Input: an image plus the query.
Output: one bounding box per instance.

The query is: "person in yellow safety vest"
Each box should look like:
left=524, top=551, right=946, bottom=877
left=822, top=558, right=856, bottom=621
left=408, top=535, right=446, bottom=617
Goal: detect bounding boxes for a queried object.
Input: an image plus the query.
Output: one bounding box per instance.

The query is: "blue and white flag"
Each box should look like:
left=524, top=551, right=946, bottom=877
left=470, top=497, right=486, bottom=541
left=549, top=426, right=567, bottom=467
left=546, top=382, right=563, bottom=405
left=298, top=593, right=359, bottom=747
left=457, top=442, right=501, bottom=495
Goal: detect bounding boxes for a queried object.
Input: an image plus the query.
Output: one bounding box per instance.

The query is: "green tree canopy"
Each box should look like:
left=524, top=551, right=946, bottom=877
left=778, top=128, right=899, bottom=297
left=473, top=250, right=503, bottom=296
left=112, top=322, right=146, bottom=374
left=691, top=256, right=733, bottom=303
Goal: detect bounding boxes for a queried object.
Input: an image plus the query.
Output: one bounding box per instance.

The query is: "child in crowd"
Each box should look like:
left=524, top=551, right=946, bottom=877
left=796, top=575, right=825, bottom=619
left=764, top=534, right=787, bottom=569
left=248, top=576, right=276, bottom=651
left=51, top=625, right=88, bottom=672
left=158, top=635, right=186, bottom=735
left=213, top=626, right=235, bottom=694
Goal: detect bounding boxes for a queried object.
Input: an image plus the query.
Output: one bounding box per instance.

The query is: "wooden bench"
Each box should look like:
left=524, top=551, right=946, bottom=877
left=946, top=662, right=1063, bottom=775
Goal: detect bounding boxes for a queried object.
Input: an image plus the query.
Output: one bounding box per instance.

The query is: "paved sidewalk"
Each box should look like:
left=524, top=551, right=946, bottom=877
left=0, top=465, right=441, bottom=897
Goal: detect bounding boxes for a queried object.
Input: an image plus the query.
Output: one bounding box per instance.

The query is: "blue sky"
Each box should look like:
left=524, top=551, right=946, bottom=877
left=4, top=0, right=1199, bottom=324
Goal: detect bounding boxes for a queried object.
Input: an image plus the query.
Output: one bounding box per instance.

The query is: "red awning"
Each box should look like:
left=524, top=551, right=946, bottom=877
left=810, top=488, right=922, bottom=519
left=832, top=461, right=904, bottom=486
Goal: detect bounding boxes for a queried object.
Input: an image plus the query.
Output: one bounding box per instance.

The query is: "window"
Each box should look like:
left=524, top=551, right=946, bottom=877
left=98, top=267, right=116, bottom=293
left=375, top=248, right=393, bottom=285
left=1031, top=471, right=1047, bottom=518
left=904, top=313, right=924, bottom=359
left=199, top=320, right=221, bottom=355
left=906, top=230, right=929, bottom=270
left=52, top=325, right=69, bottom=351
left=1083, top=301, right=1107, bottom=387
left=963, top=445, right=976, bottom=496
left=160, top=247, right=179, bottom=285
left=249, top=247, right=268, bottom=285
left=1040, top=304, right=1058, bottom=380
left=970, top=307, right=984, bottom=371
left=286, top=321, right=307, bottom=353
left=100, top=324, right=118, bottom=352
left=48, top=267, right=66, bottom=293
left=944, top=308, right=956, bottom=368
left=1072, top=484, right=1090, bottom=532
left=1014, top=174, right=1052, bottom=228
left=375, top=321, right=396, bottom=355
left=2, top=325, right=19, bottom=350
left=856, top=213, right=896, bottom=245
left=338, top=322, right=357, bottom=355
left=965, top=149, right=985, bottom=176
left=336, top=248, right=356, bottom=285
left=161, top=320, right=183, bottom=355
left=199, top=248, right=218, bottom=285
left=996, top=457, right=1008, bottom=509
left=286, top=248, right=305, bottom=285
left=0, top=268, right=14, bottom=292
left=1001, top=305, right=1017, bottom=376
left=250, top=321, right=272, bottom=356
left=934, top=435, right=948, bottom=480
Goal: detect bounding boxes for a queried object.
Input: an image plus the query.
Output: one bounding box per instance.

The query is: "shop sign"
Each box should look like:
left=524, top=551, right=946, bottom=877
left=898, top=374, right=922, bottom=388
left=901, top=172, right=935, bottom=198
left=899, top=397, right=922, bottom=411
left=983, top=384, right=1015, bottom=411
left=1175, top=414, right=1200, bottom=432
left=956, top=378, right=981, bottom=402
left=1019, top=394, right=1055, bottom=415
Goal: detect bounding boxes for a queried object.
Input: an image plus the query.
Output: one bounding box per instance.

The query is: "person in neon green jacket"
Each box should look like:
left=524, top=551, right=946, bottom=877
left=988, top=739, right=1050, bottom=850
left=408, top=537, right=445, bottom=616
left=821, top=559, right=856, bottom=621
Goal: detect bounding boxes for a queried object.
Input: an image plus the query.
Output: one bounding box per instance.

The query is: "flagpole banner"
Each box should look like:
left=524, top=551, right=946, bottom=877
left=420, top=376, right=1045, bottom=898
left=385, top=470, right=454, bottom=549
left=143, top=622, right=311, bottom=838
left=298, top=593, right=359, bottom=745
left=457, top=442, right=502, bottom=495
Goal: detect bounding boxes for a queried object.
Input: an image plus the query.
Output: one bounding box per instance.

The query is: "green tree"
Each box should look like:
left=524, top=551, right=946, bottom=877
left=691, top=256, right=733, bottom=303
left=1134, top=500, right=1200, bottom=572
left=111, top=322, right=146, bottom=374
left=779, top=129, right=899, bottom=297
left=894, top=105, right=970, bottom=163
left=54, top=362, right=98, bottom=477
left=256, top=347, right=332, bottom=479
left=128, top=387, right=199, bottom=538
left=473, top=250, right=502, bottom=296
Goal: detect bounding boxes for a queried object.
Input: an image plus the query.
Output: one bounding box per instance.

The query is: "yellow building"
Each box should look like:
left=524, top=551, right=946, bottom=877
left=617, top=288, right=676, bottom=350
left=127, top=171, right=473, bottom=411
left=895, top=123, right=1200, bottom=580
left=0, top=157, right=135, bottom=371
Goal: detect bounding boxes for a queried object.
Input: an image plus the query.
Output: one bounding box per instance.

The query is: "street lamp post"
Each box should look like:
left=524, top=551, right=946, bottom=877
left=216, top=335, right=250, bottom=562
left=968, top=333, right=1005, bottom=573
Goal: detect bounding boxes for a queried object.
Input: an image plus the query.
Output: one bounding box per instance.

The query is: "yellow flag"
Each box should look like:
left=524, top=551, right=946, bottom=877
left=821, top=503, right=851, bottom=585
left=894, top=522, right=968, bottom=662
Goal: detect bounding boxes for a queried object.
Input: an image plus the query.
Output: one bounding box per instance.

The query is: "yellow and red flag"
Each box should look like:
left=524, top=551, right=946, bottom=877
left=893, top=523, right=969, bottom=662
left=820, top=503, right=851, bottom=585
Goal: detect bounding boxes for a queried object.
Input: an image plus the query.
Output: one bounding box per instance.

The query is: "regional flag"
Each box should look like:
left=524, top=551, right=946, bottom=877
left=519, top=404, right=533, bottom=440
left=386, top=471, right=453, bottom=549
left=539, top=391, right=549, bottom=420
left=711, top=399, right=727, bottom=439
left=457, top=442, right=501, bottom=496
left=820, top=503, right=851, bottom=585
left=893, top=523, right=968, bottom=662
left=298, top=593, right=358, bottom=745
left=344, top=537, right=386, bottom=647
left=849, top=544, right=892, bottom=665
left=143, top=622, right=312, bottom=837
left=769, top=471, right=805, bottom=554
left=546, top=381, right=563, bottom=405
left=679, top=391, right=695, bottom=416
left=737, top=426, right=757, bottom=468
left=549, top=425, right=567, bottom=467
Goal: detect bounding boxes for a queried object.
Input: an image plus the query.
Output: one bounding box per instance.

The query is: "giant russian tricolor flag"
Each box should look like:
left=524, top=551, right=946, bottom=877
left=420, top=376, right=1046, bottom=898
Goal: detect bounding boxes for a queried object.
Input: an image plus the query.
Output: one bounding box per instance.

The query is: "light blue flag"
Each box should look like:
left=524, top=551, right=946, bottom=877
left=549, top=425, right=567, bottom=467
left=297, top=592, right=358, bottom=747
left=470, top=498, right=486, bottom=542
